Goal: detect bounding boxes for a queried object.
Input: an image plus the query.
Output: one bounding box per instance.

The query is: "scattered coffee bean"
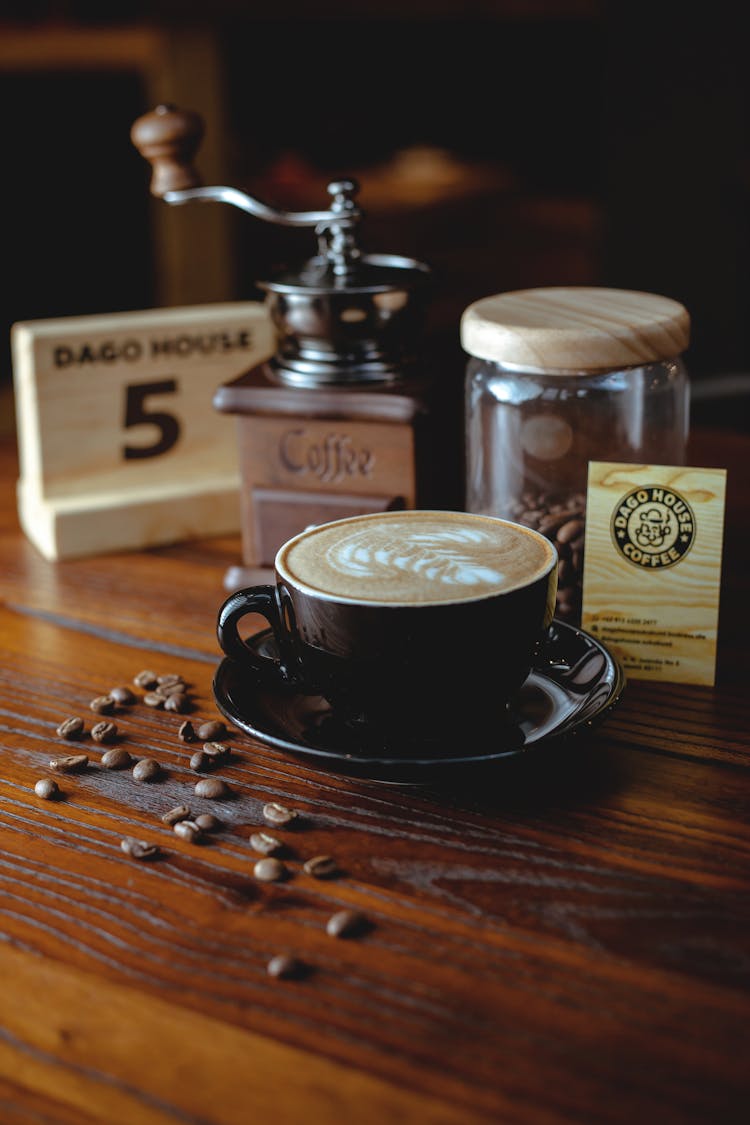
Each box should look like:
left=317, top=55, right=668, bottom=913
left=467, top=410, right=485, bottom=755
left=253, top=857, right=287, bottom=882
left=143, top=692, right=165, bottom=708
left=34, top=778, right=59, bottom=800
left=195, top=777, right=231, bottom=800
left=173, top=820, right=203, bottom=844
left=132, top=758, right=160, bottom=782
left=178, top=720, right=196, bottom=743
left=89, top=695, right=115, bottom=715
left=195, top=813, right=220, bottom=832
left=158, top=682, right=187, bottom=698
left=262, top=802, right=298, bottom=828
left=303, top=855, right=339, bottom=879
left=197, top=720, right=226, bottom=741
left=164, top=693, right=190, bottom=713
left=109, top=685, right=136, bottom=705
left=157, top=673, right=184, bottom=688
left=56, top=716, right=85, bottom=740
left=91, top=720, right=118, bottom=744
left=266, top=954, right=305, bottom=980
left=250, top=832, right=284, bottom=856
left=101, top=747, right=133, bottom=770
left=49, top=753, right=88, bottom=773
left=190, top=750, right=209, bottom=772
left=162, top=804, right=192, bottom=825
left=202, top=741, right=229, bottom=760
left=326, top=909, right=368, bottom=939
left=133, top=670, right=158, bottom=689
left=120, top=837, right=159, bottom=860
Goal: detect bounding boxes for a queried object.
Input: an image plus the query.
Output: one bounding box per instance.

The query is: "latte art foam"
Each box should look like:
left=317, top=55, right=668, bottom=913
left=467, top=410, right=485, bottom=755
left=278, top=511, right=554, bottom=605
left=333, top=527, right=507, bottom=587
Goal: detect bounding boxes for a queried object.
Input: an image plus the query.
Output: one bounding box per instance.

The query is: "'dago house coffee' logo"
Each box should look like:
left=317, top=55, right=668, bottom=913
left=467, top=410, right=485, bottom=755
left=611, top=485, right=695, bottom=569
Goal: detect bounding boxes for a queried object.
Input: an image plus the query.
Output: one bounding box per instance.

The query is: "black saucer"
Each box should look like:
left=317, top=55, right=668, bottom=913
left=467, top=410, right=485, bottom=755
left=212, top=621, right=625, bottom=783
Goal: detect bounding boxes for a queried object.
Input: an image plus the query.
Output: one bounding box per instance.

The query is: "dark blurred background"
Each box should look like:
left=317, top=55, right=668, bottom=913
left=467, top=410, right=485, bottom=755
left=1, top=0, right=748, bottom=436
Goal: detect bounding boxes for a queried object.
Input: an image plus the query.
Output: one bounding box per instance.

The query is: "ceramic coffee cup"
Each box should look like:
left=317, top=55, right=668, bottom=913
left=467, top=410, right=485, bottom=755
left=216, top=509, right=558, bottom=738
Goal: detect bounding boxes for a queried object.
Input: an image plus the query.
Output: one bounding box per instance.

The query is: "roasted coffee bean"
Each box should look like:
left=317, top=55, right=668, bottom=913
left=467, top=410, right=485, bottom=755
left=133, top=670, right=158, bottom=689
left=101, top=747, right=133, bottom=769
left=162, top=804, right=192, bottom=825
left=250, top=832, right=284, bottom=856
left=326, top=909, right=368, bottom=939
left=557, top=517, right=585, bottom=545
left=109, top=685, right=136, bottom=705
left=262, top=802, right=298, bottom=828
left=164, top=693, right=190, bottom=713
left=538, top=510, right=578, bottom=537
left=266, top=954, right=305, bottom=980
left=56, top=716, right=85, bottom=740
left=195, top=813, right=220, bottom=832
left=178, top=720, right=196, bottom=743
left=157, top=673, right=184, bottom=688
left=49, top=753, right=88, bottom=772
left=197, top=720, right=226, bottom=741
left=91, top=720, right=118, bottom=744
left=34, top=778, right=59, bottom=800
left=120, top=837, right=159, bottom=860
left=173, top=820, right=203, bottom=844
left=202, top=741, right=229, bottom=760
left=158, top=682, right=187, bottom=698
left=253, top=857, right=287, bottom=882
left=558, top=558, right=574, bottom=587
left=89, top=695, right=115, bottom=715
left=132, top=758, right=160, bottom=782
left=190, top=750, right=209, bottom=772
left=303, top=855, right=339, bottom=879
left=194, top=777, right=230, bottom=799
left=143, top=692, right=165, bottom=708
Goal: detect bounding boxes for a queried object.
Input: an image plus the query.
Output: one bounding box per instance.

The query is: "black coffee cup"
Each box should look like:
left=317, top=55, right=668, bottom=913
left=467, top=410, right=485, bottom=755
left=217, top=510, right=557, bottom=738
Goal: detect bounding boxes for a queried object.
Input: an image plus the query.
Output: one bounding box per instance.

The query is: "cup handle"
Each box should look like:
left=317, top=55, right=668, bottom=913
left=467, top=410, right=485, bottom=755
left=217, top=586, right=297, bottom=686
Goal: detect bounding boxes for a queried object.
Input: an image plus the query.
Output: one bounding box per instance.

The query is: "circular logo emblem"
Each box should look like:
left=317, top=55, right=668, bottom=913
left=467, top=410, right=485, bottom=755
left=611, top=485, right=695, bottom=569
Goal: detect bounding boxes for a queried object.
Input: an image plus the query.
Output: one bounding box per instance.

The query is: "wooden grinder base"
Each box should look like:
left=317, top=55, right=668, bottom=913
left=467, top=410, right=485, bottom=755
left=213, top=361, right=448, bottom=590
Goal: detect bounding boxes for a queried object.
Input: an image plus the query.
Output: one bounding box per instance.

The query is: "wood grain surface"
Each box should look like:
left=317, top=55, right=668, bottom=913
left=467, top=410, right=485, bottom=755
left=0, top=428, right=748, bottom=1125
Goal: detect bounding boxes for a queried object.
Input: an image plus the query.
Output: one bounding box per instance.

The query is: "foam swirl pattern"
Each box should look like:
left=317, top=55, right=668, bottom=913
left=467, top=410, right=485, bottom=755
left=279, top=511, right=554, bottom=604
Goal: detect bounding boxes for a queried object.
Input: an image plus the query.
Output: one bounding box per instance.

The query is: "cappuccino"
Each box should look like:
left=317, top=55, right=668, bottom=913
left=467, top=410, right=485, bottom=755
left=277, top=510, right=555, bottom=605
left=218, top=508, right=558, bottom=743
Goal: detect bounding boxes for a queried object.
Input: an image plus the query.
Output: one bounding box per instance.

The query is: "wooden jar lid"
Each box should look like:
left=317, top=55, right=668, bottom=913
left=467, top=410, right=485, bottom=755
left=460, top=287, right=690, bottom=372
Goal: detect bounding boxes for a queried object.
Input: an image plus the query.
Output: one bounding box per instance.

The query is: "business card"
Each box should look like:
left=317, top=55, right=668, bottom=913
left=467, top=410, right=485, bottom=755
left=581, top=462, right=727, bottom=685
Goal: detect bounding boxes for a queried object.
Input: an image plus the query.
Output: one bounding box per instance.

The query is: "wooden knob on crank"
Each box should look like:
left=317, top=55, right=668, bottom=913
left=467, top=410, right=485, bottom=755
left=130, top=104, right=204, bottom=196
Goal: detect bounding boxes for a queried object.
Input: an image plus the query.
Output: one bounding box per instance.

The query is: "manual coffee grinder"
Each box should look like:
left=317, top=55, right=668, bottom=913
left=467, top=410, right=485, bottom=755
left=132, top=105, right=452, bottom=590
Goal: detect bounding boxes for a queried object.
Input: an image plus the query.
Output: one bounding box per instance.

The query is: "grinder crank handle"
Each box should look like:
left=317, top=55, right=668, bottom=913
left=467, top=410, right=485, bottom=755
left=130, top=103, right=205, bottom=197
left=130, top=103, right=362, bottom=233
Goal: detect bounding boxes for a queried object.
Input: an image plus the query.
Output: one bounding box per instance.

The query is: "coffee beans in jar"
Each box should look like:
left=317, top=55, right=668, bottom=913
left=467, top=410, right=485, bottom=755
left=508, top=490, right=586, bottom=623
left=461, top=287, right=690, bottom=625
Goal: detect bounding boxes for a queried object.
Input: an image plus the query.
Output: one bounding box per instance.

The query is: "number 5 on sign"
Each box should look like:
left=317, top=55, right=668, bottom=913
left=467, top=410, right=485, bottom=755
left=11, top=302, right=273, bottom=560
left=123, top=379, right=182, bottom=460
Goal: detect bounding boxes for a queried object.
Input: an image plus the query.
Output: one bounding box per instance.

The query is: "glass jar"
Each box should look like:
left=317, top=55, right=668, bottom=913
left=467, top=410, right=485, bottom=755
left=461, top=287, right=691, bottom=624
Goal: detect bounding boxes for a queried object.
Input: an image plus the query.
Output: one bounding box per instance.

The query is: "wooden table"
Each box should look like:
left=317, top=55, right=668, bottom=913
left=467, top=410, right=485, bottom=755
left=0, top=426, right=748, bottom=1125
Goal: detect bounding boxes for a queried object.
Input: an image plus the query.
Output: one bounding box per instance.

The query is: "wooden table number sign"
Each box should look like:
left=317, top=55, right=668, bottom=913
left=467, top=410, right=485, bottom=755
left=11, top=301, right=273, bottom=560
